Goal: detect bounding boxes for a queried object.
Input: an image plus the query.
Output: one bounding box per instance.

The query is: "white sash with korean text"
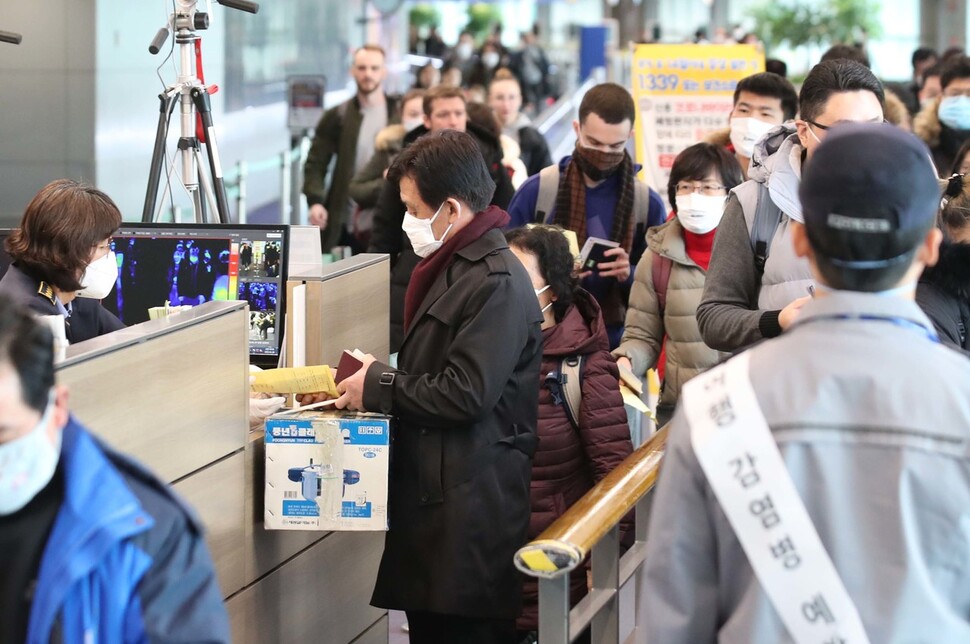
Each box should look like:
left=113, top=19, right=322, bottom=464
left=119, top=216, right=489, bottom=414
left=684, top=351, right=870, bottom=644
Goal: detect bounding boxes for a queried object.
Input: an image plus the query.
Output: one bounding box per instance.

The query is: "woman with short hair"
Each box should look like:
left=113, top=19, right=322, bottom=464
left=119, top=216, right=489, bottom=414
left=0, top=179, right=124, bottom=343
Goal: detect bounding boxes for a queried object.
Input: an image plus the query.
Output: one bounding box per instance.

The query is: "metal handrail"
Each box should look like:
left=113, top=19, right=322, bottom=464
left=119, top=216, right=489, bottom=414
left=514, top=426, right=668, bottom=643
left=223, top=136, right=311, bottom=224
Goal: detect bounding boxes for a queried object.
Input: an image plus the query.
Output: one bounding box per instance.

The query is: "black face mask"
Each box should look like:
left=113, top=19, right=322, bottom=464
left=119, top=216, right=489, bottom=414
left=573, top=145, right=625, bottom=181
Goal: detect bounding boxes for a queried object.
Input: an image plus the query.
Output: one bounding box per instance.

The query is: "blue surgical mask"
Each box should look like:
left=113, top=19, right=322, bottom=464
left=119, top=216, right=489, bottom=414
left=0, top=394, right=60, bottom=515
left=938, top=96, right=970, bottom=130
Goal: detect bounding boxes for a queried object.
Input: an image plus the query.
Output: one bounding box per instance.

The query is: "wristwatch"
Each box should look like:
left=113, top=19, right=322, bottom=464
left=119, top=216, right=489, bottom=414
left=378, top=371, right=395, bottom=415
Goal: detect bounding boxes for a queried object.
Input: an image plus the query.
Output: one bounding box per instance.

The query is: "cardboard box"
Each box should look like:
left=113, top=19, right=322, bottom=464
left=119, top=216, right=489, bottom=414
left=264, top=411, right=390, bottom=531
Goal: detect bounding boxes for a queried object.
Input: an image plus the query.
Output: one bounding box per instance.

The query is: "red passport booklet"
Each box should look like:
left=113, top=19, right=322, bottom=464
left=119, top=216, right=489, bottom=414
left=335, top=350, right=365, bottom=384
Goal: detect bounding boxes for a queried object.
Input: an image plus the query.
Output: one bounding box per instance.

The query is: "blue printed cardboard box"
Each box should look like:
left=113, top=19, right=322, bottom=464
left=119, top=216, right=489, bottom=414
left=265, top=410, right=390, bottom=531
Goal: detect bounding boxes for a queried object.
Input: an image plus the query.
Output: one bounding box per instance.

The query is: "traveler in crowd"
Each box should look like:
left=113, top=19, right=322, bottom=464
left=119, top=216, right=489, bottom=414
left=509, top=29, right=551, bottom=111
left=348, top=89, right=427, bottom=241
left=507, top=82, right=667, bottom=349
left=916, top=168, right=970, bottom=355
left=704, top=72, right=797, bottom=179
left=820, top=44, right=910, bottom=130
left=489, top=69, right=553, bottom=176
left=900, top=46, right=939, bottom=115
left=943, top=46, right=966, bottom=64
left=0, top=297, right=229, bottom=642
left=644, top=122, right=970, bottom=643
left=313, top=130, right=543, bottom=644
left=440, top=64, right=463, bottom=88
left=423, top=26, right=447, bottom=59
left=765, top=58, right=788, bottom=78
left=505, top=225, right=633, bottom=642
left=466, top=101, right=528, bottom=188
left=613, top=143, right=743, bottom=427
left=918, top=63, right=943, bottom=109
left=447, top=31, right=477, bottom=79
left=414, top=62, right=440, bottom=90
left=467, top=41, right=505, bottom=89
left=0, top=180, right=124, bottom=344
left=697, top=59, right=885, bottom=353
left=302, top=45, right=400, bottom=254
left=915, top=55, right=970, bottom=177
left=368, top=85, right=515, bottom=354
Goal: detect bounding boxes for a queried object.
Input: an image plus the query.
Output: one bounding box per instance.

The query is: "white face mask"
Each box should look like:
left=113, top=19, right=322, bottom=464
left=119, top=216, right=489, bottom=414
left=729, top=117, right=775, bottom=158
left=402, top=200, right=456, bottom=258
left=0, top=394, right=60, bottom=515
left=456, top=42, right=473, bottom=60
left=77, top=250, right=118, bottom=299
left=535, top=284, right=553, bottom=313
left=402, top=117, right=424, bottom=133
left=676, top=193, right=726, bottom=234
left=482, top=52, right=500, bottom=69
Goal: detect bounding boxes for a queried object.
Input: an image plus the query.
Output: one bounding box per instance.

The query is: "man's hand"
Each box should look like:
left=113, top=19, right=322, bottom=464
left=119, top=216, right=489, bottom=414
left=779, top=295, right=812, bottom=330
left=597, top=246, right=631, bottom=281
left=616, top=355, right=633, bottom=374
left=335, top=353, right=377, bottom=411
left=308, top=204, right=329, bottom=229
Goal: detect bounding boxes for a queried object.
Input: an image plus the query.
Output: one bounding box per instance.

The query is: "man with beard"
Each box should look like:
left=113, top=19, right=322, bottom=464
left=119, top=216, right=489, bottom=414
left=507, top=82, right=667, bottom=348
left=303, top=45, right=400, bottom=253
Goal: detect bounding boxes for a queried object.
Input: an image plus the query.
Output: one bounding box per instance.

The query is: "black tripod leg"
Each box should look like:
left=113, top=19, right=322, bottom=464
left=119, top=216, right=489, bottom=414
left=191, top=87, right=231, bottom=224
left=143, top=93, right=179, bottom=222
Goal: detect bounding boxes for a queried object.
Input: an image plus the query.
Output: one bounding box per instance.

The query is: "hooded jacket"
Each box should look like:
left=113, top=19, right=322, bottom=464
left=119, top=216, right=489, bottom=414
left=26, top=418, right=228, bottom=643
left=914, top=96, right=970, bottom=177
left=614, top=218, right=730, bottom=406
left=697, top=124, right=814, bottom=353
left=518, top=289, right=633, bottom=631
left=916, top=240, right=970, bottom=355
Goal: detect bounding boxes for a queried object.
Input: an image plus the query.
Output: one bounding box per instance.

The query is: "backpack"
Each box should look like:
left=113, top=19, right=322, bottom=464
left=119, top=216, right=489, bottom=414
left=544, top=355, right=585, bottom=431
left=532, top=165, right=653, bottom=229
left=749, top=182, right=783, bottom=276
left=652, top=252, right=673, bottom=315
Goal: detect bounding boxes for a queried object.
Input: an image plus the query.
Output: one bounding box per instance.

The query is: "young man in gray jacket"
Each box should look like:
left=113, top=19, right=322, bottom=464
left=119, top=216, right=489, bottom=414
left=697, top=59, right=885, bottom=353
left=643, top=123, right=970, bottom=643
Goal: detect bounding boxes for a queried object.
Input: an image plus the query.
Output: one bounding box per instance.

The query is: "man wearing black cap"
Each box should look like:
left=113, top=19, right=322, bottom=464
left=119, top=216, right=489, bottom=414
left=641, top=123, right=970, bottom=643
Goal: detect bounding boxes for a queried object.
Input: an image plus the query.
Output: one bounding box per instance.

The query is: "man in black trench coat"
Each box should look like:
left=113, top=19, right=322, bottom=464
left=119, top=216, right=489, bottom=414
left=331, top=130, right=544, bottom=643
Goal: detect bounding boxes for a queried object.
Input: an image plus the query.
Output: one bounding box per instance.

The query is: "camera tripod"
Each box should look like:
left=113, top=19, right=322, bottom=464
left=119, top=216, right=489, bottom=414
left=142, top=0, right=259, bottom=224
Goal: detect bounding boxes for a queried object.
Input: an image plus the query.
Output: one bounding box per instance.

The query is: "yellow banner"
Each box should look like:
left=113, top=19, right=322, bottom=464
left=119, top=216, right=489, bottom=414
left=631, top=44, right=764, bottom=202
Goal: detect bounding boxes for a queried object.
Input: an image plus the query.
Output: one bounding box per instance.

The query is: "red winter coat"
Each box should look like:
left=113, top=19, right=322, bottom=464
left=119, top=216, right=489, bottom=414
left=517, top=288, right=634, bottom=632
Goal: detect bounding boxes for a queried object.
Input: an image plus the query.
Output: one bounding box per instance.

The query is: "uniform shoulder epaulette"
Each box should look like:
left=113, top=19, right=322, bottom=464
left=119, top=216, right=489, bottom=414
left=37, top=281, right=56, bottom=305
left=484, top=250, right=511, bottom=276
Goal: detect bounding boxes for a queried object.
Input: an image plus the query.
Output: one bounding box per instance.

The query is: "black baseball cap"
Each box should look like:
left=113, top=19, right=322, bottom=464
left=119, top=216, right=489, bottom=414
left=799, top=123, right=940, bottom=269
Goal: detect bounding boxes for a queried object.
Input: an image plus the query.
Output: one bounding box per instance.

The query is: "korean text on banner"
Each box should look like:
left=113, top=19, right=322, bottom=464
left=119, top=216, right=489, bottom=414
left=631, top=44, right=764, bottom=208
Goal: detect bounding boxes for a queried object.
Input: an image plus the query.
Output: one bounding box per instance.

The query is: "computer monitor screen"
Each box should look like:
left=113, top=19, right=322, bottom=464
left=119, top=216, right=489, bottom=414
left=103, top=223, right=288, bottom=365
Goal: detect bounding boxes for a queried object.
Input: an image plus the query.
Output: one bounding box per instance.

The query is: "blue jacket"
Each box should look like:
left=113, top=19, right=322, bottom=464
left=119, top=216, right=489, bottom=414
left=507, top=156, right=667, bottom=346
left=27, top=418, right=229, bottom=644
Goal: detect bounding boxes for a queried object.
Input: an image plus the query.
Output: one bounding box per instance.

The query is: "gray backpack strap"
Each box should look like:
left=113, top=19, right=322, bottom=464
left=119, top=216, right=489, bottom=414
left=633, top=178, right=649, bottom=227
left=559, top=355, right=584, bottom=431
left=750, top=182, right=782, bottom=275
left=535, top=165, right=561, bottom=224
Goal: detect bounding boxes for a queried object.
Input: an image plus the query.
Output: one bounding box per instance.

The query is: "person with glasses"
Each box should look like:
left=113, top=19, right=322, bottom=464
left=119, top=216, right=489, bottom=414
left=915, top=55, right=970, bottom=177
left=613, top=143, right=743, bottom=426
left=697, top=59, right=885, bottom=354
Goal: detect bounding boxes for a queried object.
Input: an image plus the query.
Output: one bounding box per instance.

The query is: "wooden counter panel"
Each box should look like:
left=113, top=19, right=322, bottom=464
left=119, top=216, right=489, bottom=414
left=226, top=530, right=386, bottom=644
left=58, top=308, right=250, bottom=483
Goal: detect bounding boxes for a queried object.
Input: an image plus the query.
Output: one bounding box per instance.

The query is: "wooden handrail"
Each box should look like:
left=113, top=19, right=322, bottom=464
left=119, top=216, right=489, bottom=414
left=515, top=426, right=668, bottom=578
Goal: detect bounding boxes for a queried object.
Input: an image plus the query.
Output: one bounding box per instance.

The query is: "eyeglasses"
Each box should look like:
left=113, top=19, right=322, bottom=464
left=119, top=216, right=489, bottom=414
left=675, top=182, right=726, bottom=196
left=806, top=118, right=890, bottom=133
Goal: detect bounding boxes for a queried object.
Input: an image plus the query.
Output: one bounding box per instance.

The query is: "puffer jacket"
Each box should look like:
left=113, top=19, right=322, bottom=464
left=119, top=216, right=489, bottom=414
left=916, top=239, right=970, bottom=356
left=914, top=96, right=970, bottom=177
left=614, top=218, right=729, bottom=406
left=518, top=289, right=633, bottom=632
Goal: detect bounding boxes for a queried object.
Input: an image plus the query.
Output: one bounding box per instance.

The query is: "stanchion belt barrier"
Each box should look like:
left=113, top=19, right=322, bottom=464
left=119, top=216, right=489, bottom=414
left=684, top=352, right=870, bottom=644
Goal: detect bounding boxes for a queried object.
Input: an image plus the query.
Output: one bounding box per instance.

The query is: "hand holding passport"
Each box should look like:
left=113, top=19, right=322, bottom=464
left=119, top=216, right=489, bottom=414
left=335, top=348, right=368, bottom=384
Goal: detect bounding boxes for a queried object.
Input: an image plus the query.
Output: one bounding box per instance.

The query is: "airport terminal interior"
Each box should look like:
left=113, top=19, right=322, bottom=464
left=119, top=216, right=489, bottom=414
left=1, top=0, right=969, bottom=642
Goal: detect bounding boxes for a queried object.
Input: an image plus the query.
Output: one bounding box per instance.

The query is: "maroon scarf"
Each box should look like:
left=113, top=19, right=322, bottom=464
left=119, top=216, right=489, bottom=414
left=404, top=205, right=511, bottom=333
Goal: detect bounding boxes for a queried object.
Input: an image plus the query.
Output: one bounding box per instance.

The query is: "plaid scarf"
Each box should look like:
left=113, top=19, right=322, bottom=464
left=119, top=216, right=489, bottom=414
left=553, top=146, right=636, bottom=251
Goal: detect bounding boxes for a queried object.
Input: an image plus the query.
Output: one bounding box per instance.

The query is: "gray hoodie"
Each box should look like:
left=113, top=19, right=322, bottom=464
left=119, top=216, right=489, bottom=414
left=696, top=124, right=814, bottom=353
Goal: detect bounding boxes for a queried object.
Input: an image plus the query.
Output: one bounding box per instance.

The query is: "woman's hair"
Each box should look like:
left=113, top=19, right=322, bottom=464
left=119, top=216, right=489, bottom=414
left=949, top=137, right=970, bottom=175
left=941, top=173, right=970, bottom=236
left=505, top=225, right=578, bottom=321
left=465, top=102, right=502, bottom=138
left=5, top=179, right=122, bottom=291
left=666, top=142, right=744, bottom=211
